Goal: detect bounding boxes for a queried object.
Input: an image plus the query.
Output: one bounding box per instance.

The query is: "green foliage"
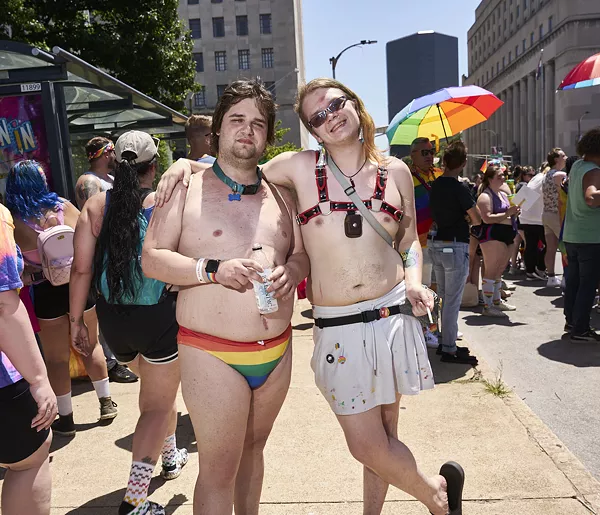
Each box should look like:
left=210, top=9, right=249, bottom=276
left=262, top=121, right=302, bottom=163
left=1, top=0, right=197, bottom=111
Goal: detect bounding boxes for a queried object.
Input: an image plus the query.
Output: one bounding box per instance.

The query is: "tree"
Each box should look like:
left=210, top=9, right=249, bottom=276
left=0, top=0, right=197, bottom=111
left=262, top=121, right=303, bottom=163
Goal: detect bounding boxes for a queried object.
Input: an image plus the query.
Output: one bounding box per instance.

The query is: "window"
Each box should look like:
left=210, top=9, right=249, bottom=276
left=516, top=5, right=520, bottom=17
left=261, top=48, right=274, bottom=68
left=264, top=81, right=276, bottom=100
left=510, top=12, right=513, bottom=23
left=524, top=0, right=527, bottom=8
left=548, top=16, right=553, bottom=32
left=215, top=51, right=227, bottom=71
left=496, top=62, right=500, bottom=73
left=504, top=18, right=507, bottom=31
left=236, top=15, right=248, bottom=36
left=530, top=32, right=534, bottom=45
left=212, top=0, right=223, bottom=2
left=189, top=19, right=201, bottom=39
left=515, top=44, right=519, bottom=57
left=188, top=0, right=199, bottom=4
left=213, top=17, right=225, bottom=38
left=238, top=49, right=250, bottom=70
left=502, top=56, right=506, bottom=68
left=539, top=24, right=543, bottom=39
left=509, top=50, right=512, bottom=62
left=487, top=70, right=489, bottom=81
left=523, top=38, right=526, bottom=52
left=217, top=84, right=227, bottom=100
left=260, top=13, right=272, bottom=34
left=193, top=52, right=204, bottom=72
left=194, top=87, right=206, bottom=107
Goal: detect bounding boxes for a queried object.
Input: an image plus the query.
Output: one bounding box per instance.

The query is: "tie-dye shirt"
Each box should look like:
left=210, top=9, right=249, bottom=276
left=410, top=166, right=444, bottom=248
left=0, top=204, right=24, bottom=388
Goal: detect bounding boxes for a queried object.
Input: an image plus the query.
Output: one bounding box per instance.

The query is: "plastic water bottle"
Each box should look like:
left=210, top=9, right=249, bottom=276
left=250, top=244, right=278, bottom=314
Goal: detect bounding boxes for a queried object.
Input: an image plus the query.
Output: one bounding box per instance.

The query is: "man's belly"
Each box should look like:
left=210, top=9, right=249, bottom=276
left=176, top=286, right=294, bottom=341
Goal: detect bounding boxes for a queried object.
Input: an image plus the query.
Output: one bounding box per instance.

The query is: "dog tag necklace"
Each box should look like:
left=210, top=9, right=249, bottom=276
left=212, top=160, right=262, bottom=201
left=329, top=156, right=367, bottom=238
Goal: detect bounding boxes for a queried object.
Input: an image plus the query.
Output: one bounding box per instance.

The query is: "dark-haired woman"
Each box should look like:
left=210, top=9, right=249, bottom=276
left=69, top=131, right=185, bottom=515
left=476, top=165, right=521, bottom=317
left=5, top=160, right=115, bottom=437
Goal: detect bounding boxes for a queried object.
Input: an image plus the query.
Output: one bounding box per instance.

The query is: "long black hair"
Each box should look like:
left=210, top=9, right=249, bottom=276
left=93, top=152, right=155, bottom=304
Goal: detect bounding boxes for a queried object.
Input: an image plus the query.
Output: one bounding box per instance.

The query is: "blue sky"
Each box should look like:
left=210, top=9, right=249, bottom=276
left=301, top=0, right=481, bottom=143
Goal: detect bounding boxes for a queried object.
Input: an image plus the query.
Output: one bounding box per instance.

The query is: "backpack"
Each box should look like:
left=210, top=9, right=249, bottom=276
left=23, top=203, right=74, bottom=287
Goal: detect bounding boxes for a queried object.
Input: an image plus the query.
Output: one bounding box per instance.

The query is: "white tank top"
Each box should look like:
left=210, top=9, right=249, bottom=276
left=84, top=171, right=114, bottom=191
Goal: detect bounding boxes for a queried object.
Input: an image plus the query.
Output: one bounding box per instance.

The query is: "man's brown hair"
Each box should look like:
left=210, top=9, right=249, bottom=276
left=85, top=136, right=112, bottom=162
left=546, top=147, right=564, bottom=168
left=443, top=141, right=467, bottom=170
left=576, top=127, right=600, bottom=158
left=294, top=78, right=385, bottom=166
left=185, top=115, right=212, bottom=140
left=211, top=80, right=277, bottom=156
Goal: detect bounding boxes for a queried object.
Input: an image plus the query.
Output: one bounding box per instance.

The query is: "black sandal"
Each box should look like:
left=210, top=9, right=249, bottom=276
left=440, top=461, right=465, bottom=514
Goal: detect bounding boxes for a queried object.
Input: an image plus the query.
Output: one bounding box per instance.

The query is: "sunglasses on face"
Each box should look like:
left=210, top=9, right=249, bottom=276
left=308, top=96, right=348, bottom=129
left=415, top=149, right=435, bottom=157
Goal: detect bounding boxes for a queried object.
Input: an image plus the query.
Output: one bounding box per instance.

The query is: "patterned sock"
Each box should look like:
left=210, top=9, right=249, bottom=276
left=120, top=461, right=154, bottom=514
left=161, top=433, right=177, bottom=468
left=92, top=377, right=110, bottom=399
left=482, top=279, right=495, bottom=309
left=56, top=392, right=73, bottom=416
left=493, top=280, right=502, bottom=305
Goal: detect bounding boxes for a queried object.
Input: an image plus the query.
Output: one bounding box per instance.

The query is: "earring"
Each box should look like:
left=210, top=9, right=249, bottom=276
left=358, top=127, right=364, bottom=144
left=316, top=142, right=327, bottom=168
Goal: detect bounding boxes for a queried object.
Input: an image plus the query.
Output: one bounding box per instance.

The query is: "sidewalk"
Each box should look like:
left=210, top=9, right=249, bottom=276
left=7, top=299, right=599, bottom=514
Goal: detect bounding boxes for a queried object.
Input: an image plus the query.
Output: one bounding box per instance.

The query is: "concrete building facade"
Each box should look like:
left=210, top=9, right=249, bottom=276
left=386, top=31, right=459, bottom=157
left=178, top=0, right=308, bottom=149
left=463, top=0, right=600, bottom=170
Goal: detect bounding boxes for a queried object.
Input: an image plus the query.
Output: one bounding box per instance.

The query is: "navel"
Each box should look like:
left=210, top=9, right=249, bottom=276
left=213, top=229, right=223, bottom=237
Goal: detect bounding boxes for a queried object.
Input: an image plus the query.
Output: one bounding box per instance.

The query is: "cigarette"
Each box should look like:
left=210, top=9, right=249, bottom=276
left=426, top=306, right=433, bottom=325
left=518, top=199, right=526, bottom=207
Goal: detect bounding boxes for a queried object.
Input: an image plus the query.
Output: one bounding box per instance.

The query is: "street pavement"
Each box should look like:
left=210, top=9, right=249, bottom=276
left=458, top=256, right=600, bottom=481
left=1, top=295, right=600, bottom=514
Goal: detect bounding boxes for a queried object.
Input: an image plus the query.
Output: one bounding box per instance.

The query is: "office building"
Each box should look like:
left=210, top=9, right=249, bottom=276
left=463, top=0, right=600, bottom=169
left=179, top=0, right=308, bottom=148
left=386, top=31, right=459, bottom=156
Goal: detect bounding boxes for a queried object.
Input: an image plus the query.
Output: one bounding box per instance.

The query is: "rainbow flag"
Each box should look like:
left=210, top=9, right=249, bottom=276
left=480, top=159, right=488, bottom=172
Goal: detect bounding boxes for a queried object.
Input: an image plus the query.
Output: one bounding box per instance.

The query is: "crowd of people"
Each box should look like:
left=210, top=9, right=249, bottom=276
left=1, top=76, right=599, bottom=515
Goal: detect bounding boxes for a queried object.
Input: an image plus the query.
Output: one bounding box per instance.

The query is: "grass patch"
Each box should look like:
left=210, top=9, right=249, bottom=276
left=482, top=365, right=512, bottom=398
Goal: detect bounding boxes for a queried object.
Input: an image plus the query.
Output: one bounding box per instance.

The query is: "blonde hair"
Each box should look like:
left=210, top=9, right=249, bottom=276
left=185, top=115, right=212, bottom=140
left=294, top=78, right=385, bottom=165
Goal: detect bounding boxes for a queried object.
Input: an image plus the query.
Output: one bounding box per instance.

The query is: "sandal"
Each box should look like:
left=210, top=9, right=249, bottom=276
left=441, top=461, right=465, bottom=515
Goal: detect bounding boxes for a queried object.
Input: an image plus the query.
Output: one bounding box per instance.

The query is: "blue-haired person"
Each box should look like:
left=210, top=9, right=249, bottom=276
left=5, top=160, right=117, bottom=436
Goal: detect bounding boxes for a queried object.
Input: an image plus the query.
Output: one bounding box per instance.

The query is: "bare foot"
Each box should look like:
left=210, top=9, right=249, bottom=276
left=427, top=474, right=449, bottom=515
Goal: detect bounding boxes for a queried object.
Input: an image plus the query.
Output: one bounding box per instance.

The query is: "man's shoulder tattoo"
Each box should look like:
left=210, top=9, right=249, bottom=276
left=400, top=248, right=419, bottom=268
left=76, top=176, right=101, bottom=206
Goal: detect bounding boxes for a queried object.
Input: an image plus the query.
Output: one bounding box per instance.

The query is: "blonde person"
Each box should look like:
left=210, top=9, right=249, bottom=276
left=542, top=148, right=567, bottom=287
left=5, top=161, right=116, bottom=437
left=476, top=165, right=520, bottom=317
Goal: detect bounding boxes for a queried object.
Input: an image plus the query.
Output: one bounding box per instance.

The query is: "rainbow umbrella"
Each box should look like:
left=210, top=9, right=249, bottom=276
left=557, top=52, right=600, bottom=90
left=386, top=85, right=503, bottom=146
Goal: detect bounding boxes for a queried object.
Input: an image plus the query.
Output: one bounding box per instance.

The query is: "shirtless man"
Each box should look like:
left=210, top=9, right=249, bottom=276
left=156, top=79, right=463, bottom=515
left=142, top=80, right=309, bottom=515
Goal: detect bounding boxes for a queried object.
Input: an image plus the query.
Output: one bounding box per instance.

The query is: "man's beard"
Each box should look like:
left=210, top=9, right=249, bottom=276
left=231, top=142, right=261, bottom=161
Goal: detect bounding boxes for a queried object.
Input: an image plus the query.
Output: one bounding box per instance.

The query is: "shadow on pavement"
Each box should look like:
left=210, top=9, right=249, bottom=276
left=533, top=287, right=563, bottom=297
left=538, top=337, right=600, bottom=368
left=293, top=322, right=313, bottom=331
left=427, top=348, right=476, bottom=384
left=63, top=487, right=188, bottom=514
left=462, top=314, right=527, bottom=327
left=551, top=296, right=565, bottom=308
left=300, top=309, right=313, bottom=319
left=114, top=413, right=196, bottom=454
left=71, top=378, right=94, bottom=397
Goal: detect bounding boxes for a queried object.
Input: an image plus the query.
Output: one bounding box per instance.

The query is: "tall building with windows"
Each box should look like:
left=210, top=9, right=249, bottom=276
left=179, top=0, right=308, bottom=148
left=463, top=0, right=600, bottom=169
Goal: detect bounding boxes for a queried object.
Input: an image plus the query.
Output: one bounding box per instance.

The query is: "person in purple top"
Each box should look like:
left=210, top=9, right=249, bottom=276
left=0, top=203, right=57, bottom=515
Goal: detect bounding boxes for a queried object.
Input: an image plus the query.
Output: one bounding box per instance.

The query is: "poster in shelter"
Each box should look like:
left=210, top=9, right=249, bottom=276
left=0, top=94, right=52, bottom=203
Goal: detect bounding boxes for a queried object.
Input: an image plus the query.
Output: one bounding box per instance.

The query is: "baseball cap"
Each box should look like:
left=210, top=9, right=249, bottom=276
left=115, top=130, right=159, bottom=164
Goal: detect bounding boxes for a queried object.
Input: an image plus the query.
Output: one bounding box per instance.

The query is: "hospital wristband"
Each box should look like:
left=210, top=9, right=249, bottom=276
left=196, top=258, right=206, bottom=284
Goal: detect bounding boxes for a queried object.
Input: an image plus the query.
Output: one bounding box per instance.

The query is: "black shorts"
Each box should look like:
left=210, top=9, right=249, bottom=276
left=32, top=281, right=94, bottom=320
left=96, top=292, right=179, bottom=365
left=477, top=223, right=517, bottom=246
left=0, top=379, right=50, bottom=464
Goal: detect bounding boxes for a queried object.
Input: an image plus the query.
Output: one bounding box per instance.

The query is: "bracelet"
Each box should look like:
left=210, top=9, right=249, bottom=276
left=196, top=258, right=206, bottom=284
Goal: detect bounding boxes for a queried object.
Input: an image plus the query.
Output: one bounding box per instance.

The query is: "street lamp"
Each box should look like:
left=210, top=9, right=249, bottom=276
left=330, top=40, right=377, bottom=80
left=578, top=111, right=590, bottom=141
left=483, top=128, right=498, bottom=153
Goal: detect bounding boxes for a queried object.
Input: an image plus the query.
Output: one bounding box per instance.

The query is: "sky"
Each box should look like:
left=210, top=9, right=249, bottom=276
left=301, top=0, right=482, bottom=147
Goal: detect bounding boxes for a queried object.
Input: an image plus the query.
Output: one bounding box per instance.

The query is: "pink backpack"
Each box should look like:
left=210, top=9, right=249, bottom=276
left=24, top=204, right=74, bottom=286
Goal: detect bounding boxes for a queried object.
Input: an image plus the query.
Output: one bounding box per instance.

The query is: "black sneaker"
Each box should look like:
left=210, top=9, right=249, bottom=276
left=570, top=329, right=600, bottom=342
left=52, top=413, right=76, bottom=437
left=436, top=345, right=471, bottom=356
left=440, top=352, right=479, bottom=365
left=564, top=323, right=573, bottom=333
left=108, top=363, right=138, bottom=383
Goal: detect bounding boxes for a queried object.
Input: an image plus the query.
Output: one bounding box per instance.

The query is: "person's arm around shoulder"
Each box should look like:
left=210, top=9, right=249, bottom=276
left=261, top=150, right=309, bottom=190
left=154, top=159, right=213, bottom=207
left=69, top=192, right=105, bottom=356
left=388, top=157, right=434, bottom=316
left=582, top=168, right=600, bottom=208
left=75, top=174, right=102, bottom=210
left=553, top=171, right=567, bottom=188
left=266, top=186, right=309, bottom=300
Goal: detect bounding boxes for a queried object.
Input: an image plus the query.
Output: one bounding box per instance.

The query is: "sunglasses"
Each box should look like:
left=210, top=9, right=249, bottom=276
left=308, top=96, right=348, bottom=129
left=414, top=148, right=435, bottom=157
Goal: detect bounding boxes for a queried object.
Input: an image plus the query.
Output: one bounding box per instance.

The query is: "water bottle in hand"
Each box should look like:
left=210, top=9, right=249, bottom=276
left=250, top=244, right=278, bottom=314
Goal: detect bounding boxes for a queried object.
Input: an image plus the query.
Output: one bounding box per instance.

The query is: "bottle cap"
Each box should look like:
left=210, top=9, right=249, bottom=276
left=252, top=243, right=262, bottom=251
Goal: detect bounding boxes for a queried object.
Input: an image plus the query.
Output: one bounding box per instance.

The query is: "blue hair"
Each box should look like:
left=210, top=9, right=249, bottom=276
left=5, top=160, right=61, bottom=220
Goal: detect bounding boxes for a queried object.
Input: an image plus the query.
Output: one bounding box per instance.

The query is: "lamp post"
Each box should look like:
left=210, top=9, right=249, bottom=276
left=483, top=128, right=498, bottom=153
left=330, top=40, right=377, bottom=80
left=578, top=111, right=590, bottom=141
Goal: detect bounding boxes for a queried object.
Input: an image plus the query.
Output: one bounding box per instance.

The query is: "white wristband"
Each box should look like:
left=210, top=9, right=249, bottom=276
left=196, top=258, right=206, bottom=284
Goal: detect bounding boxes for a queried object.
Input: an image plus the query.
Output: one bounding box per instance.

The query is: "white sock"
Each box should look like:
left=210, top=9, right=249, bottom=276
left=92, top=377, right=110, bottom=399
left=57, top=392, right=73, bottom=416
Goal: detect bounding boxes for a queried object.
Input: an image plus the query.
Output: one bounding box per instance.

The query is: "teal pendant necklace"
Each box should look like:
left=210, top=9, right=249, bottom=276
left=212, top=160, right=262, bottom=201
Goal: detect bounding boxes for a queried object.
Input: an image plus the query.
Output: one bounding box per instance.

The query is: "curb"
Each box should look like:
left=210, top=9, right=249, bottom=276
left=466, top=336, right=600, bottom=514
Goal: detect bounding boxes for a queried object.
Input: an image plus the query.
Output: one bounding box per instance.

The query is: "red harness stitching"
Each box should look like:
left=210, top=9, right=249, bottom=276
left=295, top=153, right=404, bottom=225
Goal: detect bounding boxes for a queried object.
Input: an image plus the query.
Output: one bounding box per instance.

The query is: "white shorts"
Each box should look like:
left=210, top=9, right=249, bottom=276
left=311, top=282, right=435, bottom=416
